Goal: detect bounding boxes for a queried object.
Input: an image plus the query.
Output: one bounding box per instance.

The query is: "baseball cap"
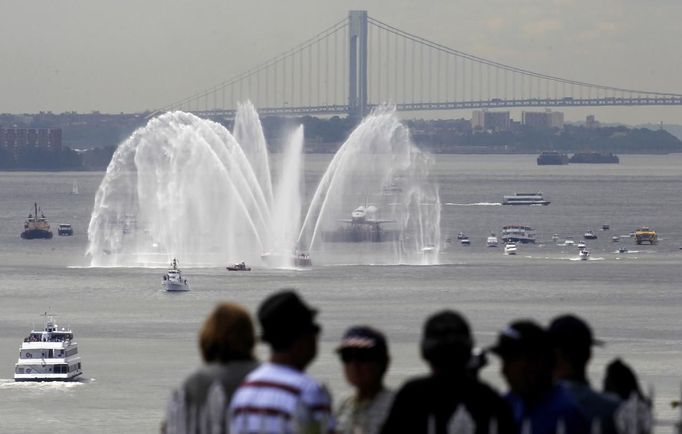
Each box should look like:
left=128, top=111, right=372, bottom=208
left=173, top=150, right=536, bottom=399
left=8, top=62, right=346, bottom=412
left=336, top=325, right=388, bottom=359
left=489, top=320, right=550, bottom=358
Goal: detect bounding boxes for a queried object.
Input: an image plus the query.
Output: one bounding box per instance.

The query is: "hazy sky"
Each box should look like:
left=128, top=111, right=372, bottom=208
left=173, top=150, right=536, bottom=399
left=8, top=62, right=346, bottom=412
left=2, top=0, right=682, bottom=124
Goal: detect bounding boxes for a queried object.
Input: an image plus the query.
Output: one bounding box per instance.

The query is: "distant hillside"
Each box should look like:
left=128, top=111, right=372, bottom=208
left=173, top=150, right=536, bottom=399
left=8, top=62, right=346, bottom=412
left=638, top=123, right=682, bottom=141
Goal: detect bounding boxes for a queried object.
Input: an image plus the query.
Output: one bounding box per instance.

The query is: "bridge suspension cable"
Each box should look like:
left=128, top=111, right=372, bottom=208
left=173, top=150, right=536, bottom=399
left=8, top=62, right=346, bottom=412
left=153, top=11, right=682, bottom=118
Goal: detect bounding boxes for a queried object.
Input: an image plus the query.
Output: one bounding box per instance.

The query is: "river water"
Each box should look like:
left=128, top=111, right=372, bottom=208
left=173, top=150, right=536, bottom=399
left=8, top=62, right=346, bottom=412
left=1, top=154, right=681, bottom=433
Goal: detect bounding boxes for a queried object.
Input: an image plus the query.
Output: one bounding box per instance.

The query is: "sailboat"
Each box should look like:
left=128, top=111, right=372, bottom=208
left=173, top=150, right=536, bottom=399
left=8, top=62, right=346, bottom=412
left=71, top=180, right=79, bottom=195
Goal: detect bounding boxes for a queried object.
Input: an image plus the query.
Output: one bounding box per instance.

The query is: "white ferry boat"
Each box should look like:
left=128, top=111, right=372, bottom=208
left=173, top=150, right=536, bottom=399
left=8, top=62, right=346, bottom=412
left=502, top=192, right=550, bottom=206
left=163, top=258, right=190, bottom=291
left=501, top=225, right=536, bottom=244
left=14, top=314, right=83, bottom=382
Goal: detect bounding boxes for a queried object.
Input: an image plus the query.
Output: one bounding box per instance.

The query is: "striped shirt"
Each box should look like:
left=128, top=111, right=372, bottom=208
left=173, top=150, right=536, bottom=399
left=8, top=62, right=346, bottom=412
left=228, top=362, right=334, bottom=434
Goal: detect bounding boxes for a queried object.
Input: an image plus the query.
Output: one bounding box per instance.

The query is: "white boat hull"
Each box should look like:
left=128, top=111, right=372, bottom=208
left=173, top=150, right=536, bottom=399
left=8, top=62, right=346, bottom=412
left=163, top=280, right=190, bottom=291
left=14, top=371, right=82, bottom=382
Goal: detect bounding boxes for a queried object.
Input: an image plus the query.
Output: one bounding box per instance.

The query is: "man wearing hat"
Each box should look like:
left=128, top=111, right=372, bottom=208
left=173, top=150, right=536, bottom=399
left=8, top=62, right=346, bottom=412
left=335, top=326, right=394, bottom=434
left=490, top=319, right=588, bottom=434
left=381, top=310, right=515, bottom=434
left=229, top=290, right=334, bottom=434
left=549, top=314, right=621, bottom=434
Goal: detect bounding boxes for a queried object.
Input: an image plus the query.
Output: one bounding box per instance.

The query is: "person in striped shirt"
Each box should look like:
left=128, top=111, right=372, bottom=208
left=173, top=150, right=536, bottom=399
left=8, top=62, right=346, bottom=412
left=229, top=290, right=334, bottom=434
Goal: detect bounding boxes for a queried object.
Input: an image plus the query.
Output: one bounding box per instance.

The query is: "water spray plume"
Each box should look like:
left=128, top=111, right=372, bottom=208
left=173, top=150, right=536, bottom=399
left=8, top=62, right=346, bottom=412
left=87, top=104, right=440, bottom=267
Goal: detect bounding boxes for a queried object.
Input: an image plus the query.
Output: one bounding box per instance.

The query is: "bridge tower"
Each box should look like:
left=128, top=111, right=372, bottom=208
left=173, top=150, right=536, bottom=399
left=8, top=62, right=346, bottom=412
left=348, top=10, right=368, bottom=118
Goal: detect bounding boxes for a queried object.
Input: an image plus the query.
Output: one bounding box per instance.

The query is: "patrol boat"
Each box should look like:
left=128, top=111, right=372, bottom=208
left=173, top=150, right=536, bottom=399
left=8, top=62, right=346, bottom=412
left=163, top=258, right=190, bottom=291
left=14, top=313, right=83, bottom=381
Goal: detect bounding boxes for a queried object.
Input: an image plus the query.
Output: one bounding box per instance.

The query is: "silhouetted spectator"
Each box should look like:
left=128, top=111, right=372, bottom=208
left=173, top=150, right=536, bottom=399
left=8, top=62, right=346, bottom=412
left=163, top=302, right=259, bottom=434
left=381, top=310, right=515, bottom=434
left=335, top=326, right=394, bottom=434
left=490, top=320, right=588, bottom=434
left=549, top=314, right=621, bottom=434
left=229, top=290, right=334, bottom=434
left=604, top=358, right=652, bottom=434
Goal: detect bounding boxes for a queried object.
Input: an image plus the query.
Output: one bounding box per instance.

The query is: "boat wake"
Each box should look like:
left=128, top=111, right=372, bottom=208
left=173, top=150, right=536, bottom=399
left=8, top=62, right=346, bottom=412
left=444, top=202, right=501, bottom=207
left=0, top=377, right=95, bottom=390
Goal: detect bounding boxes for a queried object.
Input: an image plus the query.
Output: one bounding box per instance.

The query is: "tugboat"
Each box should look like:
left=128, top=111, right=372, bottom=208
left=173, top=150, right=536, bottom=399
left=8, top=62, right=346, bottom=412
left=261, top=250, right=312, bottom=268
left=163, top=258, right=190, bottom=291
left=21, top=203, right=53, bottom=239
left=226, top=261, right=251, bottom=271
left=14, top=313, right=83, bottom=381
left=634, top=227, right=657, bottom=245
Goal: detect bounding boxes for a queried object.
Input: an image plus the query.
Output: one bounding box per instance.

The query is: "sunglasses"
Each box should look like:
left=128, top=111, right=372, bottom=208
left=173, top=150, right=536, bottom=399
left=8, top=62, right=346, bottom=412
left=340, top=349, right=379, bottom=363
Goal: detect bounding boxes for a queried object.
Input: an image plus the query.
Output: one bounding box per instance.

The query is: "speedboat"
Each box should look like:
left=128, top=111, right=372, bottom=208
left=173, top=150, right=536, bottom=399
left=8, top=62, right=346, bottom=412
left=579, top=250, right=590, bottom=260
left=487, top=234, right=499, bottom=247
left=602, top=224, right=610, bottom=231
left=504, top=243, right=517, bottom=255
left=612, top=236, right=620, bottom=242
left=14, top=313, right=83, bottom=381
left=226, top=262, right=251, bottom=271
left=460, top=237, right=471, bottom=246
left=577, top=241, right=587, bottom=250
left=564, top=238, right=575, bottom=246
left=457, top=232, right=467, bottom=240
left=163, top=258, right=190, bottom=291
left=618, top=247, right=629, bottom=254
left=584, top=231, right=598, bottom=240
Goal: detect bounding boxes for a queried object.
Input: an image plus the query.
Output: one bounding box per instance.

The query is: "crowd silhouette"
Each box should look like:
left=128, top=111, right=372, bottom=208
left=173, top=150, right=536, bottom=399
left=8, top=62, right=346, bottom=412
left=162, top=289, right=655, bottom=434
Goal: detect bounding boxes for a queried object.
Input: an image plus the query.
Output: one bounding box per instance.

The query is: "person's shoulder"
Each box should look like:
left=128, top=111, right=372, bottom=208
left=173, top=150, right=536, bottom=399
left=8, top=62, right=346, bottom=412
left=396, top=375, right=434, bottom=392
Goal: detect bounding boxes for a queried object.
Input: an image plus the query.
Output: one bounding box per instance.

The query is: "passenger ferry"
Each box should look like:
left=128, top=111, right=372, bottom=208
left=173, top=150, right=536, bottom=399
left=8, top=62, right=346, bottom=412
left=502, top=193, right=550, bottom=206
left=14, top=314, right=83, bottom=381
left=501, top=225, right=536, bottom=244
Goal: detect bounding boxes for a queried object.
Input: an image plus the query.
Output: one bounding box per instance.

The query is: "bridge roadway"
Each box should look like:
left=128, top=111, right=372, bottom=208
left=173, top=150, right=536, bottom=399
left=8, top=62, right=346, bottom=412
left=191, top=96, right=682, bottom=119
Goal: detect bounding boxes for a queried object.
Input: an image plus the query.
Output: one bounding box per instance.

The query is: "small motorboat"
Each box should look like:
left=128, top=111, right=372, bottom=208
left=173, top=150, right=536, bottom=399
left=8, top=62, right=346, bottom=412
left=564, top=238, right=575, bottom=247
left=552, top=233, right=560, bottom=242
left=584, top=231, right=598, bottom=240
left=612, top=236, right=620, bottom=242
left=504, top=243, right=517, bottom=255
left=460, top=237, right=471, bottom=246
left=163, top=258, right=190, bottom=291
left=617, top=247, right=629, bottom=254
left=602, top=224, right=610, bottom=231
left=57, top=224, right=73, bottom=236
left=226, top=262, right=251, bottom=271
left=579, top=249, right=590, bottom=260
left=422, top=245, right=436, bottom=254
left=486, top=234, right=499, bottom=248
left=577, top=241, right=587, bottom=250
left=457, top=232, right=467, bottom=240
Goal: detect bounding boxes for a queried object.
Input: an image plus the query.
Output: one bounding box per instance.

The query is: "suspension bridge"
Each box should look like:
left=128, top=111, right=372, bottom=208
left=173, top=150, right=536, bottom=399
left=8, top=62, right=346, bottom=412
left=155, top=10, right=682, bottom=119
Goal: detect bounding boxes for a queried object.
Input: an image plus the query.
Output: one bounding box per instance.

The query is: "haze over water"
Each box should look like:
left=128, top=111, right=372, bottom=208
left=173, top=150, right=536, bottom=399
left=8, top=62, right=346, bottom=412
left=1, top=152, right=682, bottom=432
